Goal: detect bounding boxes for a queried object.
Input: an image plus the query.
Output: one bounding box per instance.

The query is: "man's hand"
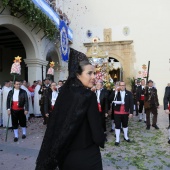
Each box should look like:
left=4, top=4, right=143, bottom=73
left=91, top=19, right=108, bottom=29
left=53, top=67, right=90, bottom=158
left=105, top=113, right=108, bottom=117
left=45, top=113, right=49, bottom=117
left=7, top=110, right=11, bottom=116
left=165, top=109, right=170, bottom=114
left=137, top=102, right=140, bottom=105
left=24, top=111, right=28, bottom=115
left=129, top=114, right=133, bottom=118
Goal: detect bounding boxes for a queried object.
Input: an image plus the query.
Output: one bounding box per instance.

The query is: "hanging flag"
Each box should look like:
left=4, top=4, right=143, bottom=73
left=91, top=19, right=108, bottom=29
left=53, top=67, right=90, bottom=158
left=60, top=20, right=69, bottom=62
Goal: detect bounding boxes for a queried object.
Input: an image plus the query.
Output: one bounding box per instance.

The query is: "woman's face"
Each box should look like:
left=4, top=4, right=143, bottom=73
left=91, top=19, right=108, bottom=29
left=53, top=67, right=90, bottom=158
left=77, top=64, right=95, bottom=88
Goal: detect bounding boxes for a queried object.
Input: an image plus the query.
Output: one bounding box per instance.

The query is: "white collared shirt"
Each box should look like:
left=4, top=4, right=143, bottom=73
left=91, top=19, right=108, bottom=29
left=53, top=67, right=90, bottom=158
left=51, top=91, right=58, bottom=106
left=13, top=89, right=19, bottom=101
left=120, top=90, right=125, bottom=104
left=96, top=89, right=101, bottom=103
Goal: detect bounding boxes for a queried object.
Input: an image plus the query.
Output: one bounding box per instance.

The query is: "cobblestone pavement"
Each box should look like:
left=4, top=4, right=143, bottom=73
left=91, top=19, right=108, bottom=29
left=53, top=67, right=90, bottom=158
left=0, top=106, right=170, bottom=170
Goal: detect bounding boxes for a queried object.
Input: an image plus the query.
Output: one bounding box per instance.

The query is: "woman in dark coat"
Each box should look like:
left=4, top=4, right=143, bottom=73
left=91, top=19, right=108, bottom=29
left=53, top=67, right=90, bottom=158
left=35, top=48, right=105, bottom=170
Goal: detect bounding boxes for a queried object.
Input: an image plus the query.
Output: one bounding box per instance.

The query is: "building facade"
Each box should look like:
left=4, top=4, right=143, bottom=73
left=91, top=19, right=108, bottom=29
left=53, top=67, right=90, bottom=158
left=62, top=0, right=170, bottom=104
left=0, top=0, right=69, bottom=86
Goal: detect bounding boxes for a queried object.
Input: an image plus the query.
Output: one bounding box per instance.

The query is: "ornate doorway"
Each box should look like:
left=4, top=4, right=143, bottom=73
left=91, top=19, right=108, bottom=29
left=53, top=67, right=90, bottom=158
left=84, top=29, right=136, bottom=89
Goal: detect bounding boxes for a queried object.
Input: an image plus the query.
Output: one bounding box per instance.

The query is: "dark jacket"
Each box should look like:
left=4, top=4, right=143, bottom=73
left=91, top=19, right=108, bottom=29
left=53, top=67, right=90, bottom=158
left=38, top=84, right=51, bottom=106
left=144, top=86, right=159, bottom=107
left=97, top=88, right=109, bottom=113
left=136, top=85, right=145, bottom=102
left=7, top=88, right=29, bottom=111
left=163, top=86, right=170, bottom=110
left=44, top=88, right=57, bottom=114
left=109, top=90, right=133, bottom=114
left=36, top=85, right=105, bottom=170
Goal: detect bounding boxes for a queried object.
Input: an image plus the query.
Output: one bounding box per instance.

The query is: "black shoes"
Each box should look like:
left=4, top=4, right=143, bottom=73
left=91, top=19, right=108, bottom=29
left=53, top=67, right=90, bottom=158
left=144, top=121, right=146, bottom=123
left=22, top=135, right=26, bottom=139
left=146, top=126, right=150, bottom=130
left=115, top=142, right=120, bottom=146
left=124, top=137, right=131, bottom=142
left=138, top=119, right=142, bottom=122
left=168, top=139, right=170, bottom=144
left=14, top=135, right=26, bottom=142
left=14, top=137, right=18, bottom=142
left=152, top=125, right=159, bottom=129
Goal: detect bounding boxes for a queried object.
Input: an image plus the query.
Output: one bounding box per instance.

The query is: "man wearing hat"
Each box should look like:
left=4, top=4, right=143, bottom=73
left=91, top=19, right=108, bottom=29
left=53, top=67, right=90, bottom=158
left=38, top=78, right=51, bottom=125
left=136, top=79, right=146, bottom=122
left=144, top=80, right=159, bottom=130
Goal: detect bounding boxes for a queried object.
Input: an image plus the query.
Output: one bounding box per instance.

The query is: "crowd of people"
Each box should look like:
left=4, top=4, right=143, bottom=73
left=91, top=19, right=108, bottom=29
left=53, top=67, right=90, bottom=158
left=0, top=79, right=65, bottom=141
left=0, top=48, right=170, bottom=170
left=0, top=77, right=170, bottom=144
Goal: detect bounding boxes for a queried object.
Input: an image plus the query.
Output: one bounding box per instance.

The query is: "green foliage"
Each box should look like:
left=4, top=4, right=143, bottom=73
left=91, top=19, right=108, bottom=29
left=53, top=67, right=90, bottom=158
left=127, top=77, right=135, bottom=90
left=1, top=0, right=59, bottom=40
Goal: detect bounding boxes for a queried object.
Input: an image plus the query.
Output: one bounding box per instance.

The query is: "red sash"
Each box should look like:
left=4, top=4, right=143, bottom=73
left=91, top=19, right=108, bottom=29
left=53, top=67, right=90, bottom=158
left=11, top=101, right=24, bottom=110
left=51, top=105, right=54, bottom=111
left=114, top=105, right=128, bottom=114
left=140, top=95, right=145, bottom=100
left=98, top=103, right=102, bottom=112
left=169, top=105, right=170, bottom=110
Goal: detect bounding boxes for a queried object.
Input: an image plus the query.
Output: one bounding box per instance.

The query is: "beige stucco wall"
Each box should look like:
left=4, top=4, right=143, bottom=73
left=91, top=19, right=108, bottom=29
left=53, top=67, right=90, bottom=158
left=62, top=0, right=170, bottom=104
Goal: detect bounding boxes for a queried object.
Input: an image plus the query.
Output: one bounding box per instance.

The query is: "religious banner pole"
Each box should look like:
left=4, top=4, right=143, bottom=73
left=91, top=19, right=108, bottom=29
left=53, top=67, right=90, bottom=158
left=5, top=56, right=22, bottom=142
left=146, top=61, right=150, bottom=84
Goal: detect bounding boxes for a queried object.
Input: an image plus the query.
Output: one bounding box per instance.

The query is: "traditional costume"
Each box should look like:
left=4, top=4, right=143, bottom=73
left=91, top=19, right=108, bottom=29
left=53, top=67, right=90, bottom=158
left=34, top=84, right=41, bottom=117
left=2, top=86, right=12, bottom=127
left=163, top=86, right=170, bottom=144
left=21, top=85, right=33, bottom=120
left=109, top=89, right=133, bottom=145
left=36, top=48, right=104, bottom=170
left=7, top=88, right=29, bottom=142
left=136, top=84, right=146, bottom=122
left=144, top=80, right=159, bottom=130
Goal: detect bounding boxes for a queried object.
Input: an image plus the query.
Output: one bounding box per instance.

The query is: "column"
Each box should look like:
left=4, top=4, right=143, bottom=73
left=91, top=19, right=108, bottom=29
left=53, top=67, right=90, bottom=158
left=24, top=58, right=48, bottom=84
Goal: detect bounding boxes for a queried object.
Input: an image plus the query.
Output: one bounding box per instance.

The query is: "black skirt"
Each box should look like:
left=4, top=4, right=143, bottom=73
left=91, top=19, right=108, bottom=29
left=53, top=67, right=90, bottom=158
left=60, top=144, right=103, bottom=170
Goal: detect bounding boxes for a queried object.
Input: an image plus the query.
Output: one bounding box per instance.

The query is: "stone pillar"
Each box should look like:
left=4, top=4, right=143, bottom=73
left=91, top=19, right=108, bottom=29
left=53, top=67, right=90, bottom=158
left=24, top=59, right=48, bottom=84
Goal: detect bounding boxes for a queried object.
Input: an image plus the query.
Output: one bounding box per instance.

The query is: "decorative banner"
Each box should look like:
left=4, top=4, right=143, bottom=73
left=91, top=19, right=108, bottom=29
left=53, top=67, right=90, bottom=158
left=60, top=20, right=69, bottom=62
left=32, top=0, right=73, bottom=42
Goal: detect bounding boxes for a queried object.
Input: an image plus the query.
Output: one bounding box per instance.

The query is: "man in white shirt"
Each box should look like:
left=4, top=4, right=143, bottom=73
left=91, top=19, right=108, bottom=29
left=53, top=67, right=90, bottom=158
left=136, top=79, right=146, bottom=122
left=7, top=80, right=29, bottom=142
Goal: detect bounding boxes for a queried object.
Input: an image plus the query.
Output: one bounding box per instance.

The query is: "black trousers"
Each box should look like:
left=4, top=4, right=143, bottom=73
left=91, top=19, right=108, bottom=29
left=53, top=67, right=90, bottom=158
left=11, top=109, right=26, bottom=129
left=114, top=114, right=129, bottom=129
left=139, top=100, right=145, bottom=113
left=145, top=106, right=158, bottom=126
left=101, top=112, right=106, bottom=132
left=40, top=104, right=47, bottom=124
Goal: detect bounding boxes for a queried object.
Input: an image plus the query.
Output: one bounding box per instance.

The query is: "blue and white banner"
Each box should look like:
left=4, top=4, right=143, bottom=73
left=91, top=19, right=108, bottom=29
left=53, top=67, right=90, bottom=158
left=60, top=20, right=69, bottom=61
left=32, top=0, right=73, bottom=42
left=32, top=0, right=60, bottom=27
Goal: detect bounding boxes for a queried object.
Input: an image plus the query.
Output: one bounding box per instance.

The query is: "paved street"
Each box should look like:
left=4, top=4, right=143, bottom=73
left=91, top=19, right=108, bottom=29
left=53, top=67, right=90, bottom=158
left=0, top=106, right=170, bottom=170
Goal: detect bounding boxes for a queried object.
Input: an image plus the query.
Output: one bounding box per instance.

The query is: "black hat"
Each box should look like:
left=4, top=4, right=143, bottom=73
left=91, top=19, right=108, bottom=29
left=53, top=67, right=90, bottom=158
left=148, top=80, right=153, bottom=83
left=68, top=48, right=90, bottom=78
